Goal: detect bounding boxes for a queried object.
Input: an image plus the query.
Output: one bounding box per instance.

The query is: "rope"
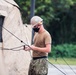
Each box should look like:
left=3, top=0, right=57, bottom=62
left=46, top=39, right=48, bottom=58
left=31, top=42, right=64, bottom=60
left=1, top=1, right=75, bottom=74
left=1, top=25, right=66, bottom=75
left=62, top=57, right=76, bottom=74
left=48, top=60, right=66, bottom=75
left=54, top=58, right=68, bottom=74
left=0, top=45, right=24, bottom=51
left=55, top=50, right=76, bottom=75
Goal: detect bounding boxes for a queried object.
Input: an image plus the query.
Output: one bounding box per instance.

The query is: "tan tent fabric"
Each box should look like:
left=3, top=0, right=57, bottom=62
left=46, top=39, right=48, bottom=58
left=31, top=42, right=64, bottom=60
left=0, top=0, right=32, bottom=75
left=0, top=0, right=15, bottom=17
left=0, top=43, right=8, bottom=75
left=5, top=0, right=19, bottom=7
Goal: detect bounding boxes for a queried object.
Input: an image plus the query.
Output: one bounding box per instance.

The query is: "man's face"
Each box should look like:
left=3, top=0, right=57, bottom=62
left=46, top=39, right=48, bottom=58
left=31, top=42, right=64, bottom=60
left=33, top=24, right=41, bottom=28
left=33, top=24, right=42, bottom=32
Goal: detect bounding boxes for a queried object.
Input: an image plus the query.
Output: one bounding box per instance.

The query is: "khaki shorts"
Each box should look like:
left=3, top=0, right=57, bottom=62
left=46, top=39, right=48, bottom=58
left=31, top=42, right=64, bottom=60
left=28, top=58, right=48, bottom=75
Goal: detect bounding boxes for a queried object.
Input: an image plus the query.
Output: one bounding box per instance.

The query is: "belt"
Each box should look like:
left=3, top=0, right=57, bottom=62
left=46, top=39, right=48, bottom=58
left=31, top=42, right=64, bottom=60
left=33, top=56, right=47, bottom=60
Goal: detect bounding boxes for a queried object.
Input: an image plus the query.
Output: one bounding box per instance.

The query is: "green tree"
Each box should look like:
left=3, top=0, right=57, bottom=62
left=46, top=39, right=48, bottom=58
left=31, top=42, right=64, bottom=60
left=14, top=0, right=76, bottom=45
left=15, top=0, right=31, bottom=23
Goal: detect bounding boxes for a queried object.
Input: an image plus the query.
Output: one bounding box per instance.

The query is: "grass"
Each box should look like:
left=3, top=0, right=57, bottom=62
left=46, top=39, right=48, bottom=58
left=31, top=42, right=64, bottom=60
left=48, top=57, right=76, bottom=65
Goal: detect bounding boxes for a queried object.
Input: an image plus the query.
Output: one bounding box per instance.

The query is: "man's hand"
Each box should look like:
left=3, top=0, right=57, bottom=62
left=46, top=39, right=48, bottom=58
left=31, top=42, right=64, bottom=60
left=23, top=45, right=31, bottom=51
left=30, top=45, right=36, bottom=50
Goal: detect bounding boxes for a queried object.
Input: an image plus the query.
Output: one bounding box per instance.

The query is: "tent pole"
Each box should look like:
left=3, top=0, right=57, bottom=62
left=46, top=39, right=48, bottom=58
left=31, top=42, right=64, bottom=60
left=30, top=0, right=35, bottom=44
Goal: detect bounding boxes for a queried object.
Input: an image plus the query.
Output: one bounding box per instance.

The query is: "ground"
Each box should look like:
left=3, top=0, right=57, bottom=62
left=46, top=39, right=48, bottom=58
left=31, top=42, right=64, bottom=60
left=48, top=64, right=76, bottom=75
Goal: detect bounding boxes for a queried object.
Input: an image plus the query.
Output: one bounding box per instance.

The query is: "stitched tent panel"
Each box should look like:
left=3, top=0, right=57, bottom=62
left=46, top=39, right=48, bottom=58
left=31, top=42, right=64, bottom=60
left=0, top=0, right=32, bottom=75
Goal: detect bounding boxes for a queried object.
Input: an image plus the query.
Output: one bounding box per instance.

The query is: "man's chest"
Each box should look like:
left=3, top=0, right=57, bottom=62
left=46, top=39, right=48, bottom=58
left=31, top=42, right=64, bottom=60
left=34, top=34, right=45, bottom=47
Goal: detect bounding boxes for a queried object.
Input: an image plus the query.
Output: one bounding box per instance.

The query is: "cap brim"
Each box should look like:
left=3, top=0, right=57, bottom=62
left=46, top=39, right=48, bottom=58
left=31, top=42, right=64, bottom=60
left=32, top=21, right=43, bottom=27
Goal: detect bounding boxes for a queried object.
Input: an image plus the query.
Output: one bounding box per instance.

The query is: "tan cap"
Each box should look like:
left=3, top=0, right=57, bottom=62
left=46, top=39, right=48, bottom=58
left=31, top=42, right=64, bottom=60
left=30, top=16, right=43, bottom=27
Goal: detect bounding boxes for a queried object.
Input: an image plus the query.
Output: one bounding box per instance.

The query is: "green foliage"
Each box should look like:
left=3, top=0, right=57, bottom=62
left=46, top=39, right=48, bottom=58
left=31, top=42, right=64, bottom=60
left=51, top=0, right=74, bottom=11
left=48, top=58, right=76, bottom=65
left=14, top=0, right=31, bottom=23
left=49, top=44, right=76, bottom=58
left=14, top=0, right=76, bottom=44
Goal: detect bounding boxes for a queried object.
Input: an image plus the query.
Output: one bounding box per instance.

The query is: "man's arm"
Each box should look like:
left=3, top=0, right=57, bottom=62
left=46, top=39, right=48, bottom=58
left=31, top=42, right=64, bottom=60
left=31, top=44, right=51, bottom=53
left=25, top=44, right=51, bottom=53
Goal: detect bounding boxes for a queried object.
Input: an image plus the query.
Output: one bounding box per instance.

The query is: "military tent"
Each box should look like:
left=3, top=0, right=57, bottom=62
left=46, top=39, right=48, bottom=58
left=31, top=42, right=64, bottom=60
left=0, top=0, right=32, bottom=75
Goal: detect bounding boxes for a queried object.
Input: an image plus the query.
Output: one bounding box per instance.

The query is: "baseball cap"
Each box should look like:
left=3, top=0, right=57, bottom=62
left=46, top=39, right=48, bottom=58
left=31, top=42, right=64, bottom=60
left=30, top=16, right=43, bottom=27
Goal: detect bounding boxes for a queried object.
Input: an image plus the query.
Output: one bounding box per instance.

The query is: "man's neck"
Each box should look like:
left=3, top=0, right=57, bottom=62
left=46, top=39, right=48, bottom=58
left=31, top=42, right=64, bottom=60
left=39, top=28, right=45, bottom=34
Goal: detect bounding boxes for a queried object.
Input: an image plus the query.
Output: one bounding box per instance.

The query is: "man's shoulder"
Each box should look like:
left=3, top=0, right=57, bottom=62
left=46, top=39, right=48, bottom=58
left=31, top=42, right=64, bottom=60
left=44, top=30, right=50, bottom=35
